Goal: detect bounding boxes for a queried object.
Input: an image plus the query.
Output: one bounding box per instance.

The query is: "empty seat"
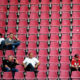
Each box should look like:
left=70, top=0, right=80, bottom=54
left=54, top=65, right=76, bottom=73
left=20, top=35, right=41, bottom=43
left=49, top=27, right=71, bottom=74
left=37, top=71, right=47, bottom=80
left=14, top=72, right=24, bottom=79
left=18, top=27, right=27, bottom=34
left=48, top=71, right=58, bottom=79
left=51, top=12, right=60, bottom=19
left=16, top=65, right=24, bottom=72
left=18, top=34, right=26, bottom=42
left=9, top=6, right=18, bottom=12
left=18, top=20, right=27, bottom=27
left=16, top=57, right=24, bottom=64
left=61, top=27, right=70, bottom=33
left=72, top=20, right=80, bottom=26
left=29, top=20, right=38, bottom=27
left=41, top=5, right=49, bottom=11
left=0, top=28, right=5, bottom=34
left=0, top=50, right=3, bottom=57
left=40, top=27, right=49, bottom=34
left=61, top=41, right=70, bottom=49
left=60, top=49, right=70, bottom=56
left=28, top=42, right=37, bottom=49
left=50, top=41, right=59, bottom=49
left=60, top=56, right=70, bottom=63
left=30, top=12, right=38, bottom=19
left=72, top=0, right=80, bottom=4
left=8, top=13, right=17, bottom=19
left=62, top=5, right=70, bottom=11
left=72, top=34, right=80, bottom=41
left=71, top=71, right=80, bottom=79
left=72, top=49, right=80, bottom=56
left=50, top=49, right=59, bottom=56
left=72, top=5, right=80, bottom=11
left=39, top=34, right=48, bottom=41
left=41, top=0, right=50, bottom=4
left=62, top=0, right=71, bottom=4
left=39, top=56, right=47, bottom=64
left=0, top=6, right=7, bottom=12
left=72, top=12, right=80, bottom=18
left=49, top=64, right=58, bottom=71
left=28, top=35, right=37, bottom=41
left=61, top=20, right=70, bottom=26
left=40, top=12, right=49, bottom=19
left=0, top=20, right=6, bottom=27
left=3, top=72, right=13, bottom=79
left=28, top=27, right=38, bottom=34
left=72, top=41, right=80, bottom=48
left=16, top=50, right=25, bottom=57
left=51, top=20, right=60, bottom=27
left=72, top=27, right=80, bottom=33
left=51, top=0, right=60, bottom=4
left=49, top=56, right=58, bottom=63
left=0, top=58, right=2, bottom=65
left=5, top=50, right=14, bottom=58
left=19, top=6, right=28, bottom=12
left=38, top=49, right=48, bottom=56
left=17, top=42, right=26, bottom=49
left=61, top=34, right=70, bottom=41
left=0, top=13, right=6, bottom=20
left=60, top=63, right=70, bottom=71
left=39, top=42, right=48, bottom=49
left=9, top=0, right=18, bottom=5
left=19, top=13, right=28, bottom=19
left=20, top=0, right=29, bottom=5
left=38, top=64, right=47, bottom=71
left=51, top=5, right=60, bottom=11
left=25, top=72, right=35, bottom=80
left=30, top=0, right=39, bottom=4
left=50, top=27, right=59, bottom=33
left=62, top=12, right=70, bottom=19
left=50, top=34, right=59, bottom=41
left=30, top=5, right=39, bottom=12
left=40, top=20, right=49, bottom=27
left=0, top=0, right=8, bottom=5
left=59, top=71, right=69, bottom=79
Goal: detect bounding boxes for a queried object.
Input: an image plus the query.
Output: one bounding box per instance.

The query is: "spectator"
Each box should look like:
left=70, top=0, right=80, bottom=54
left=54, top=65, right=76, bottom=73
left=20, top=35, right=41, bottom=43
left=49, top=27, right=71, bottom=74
left=71, top=54, right=80, bottom=72
left=2, top=55, right=19, bottom=76
left=23, top=52, right=40, bottom=73
left=0, top=33, right=5, bottom=49
left=5, top=33, right=20, bottom=51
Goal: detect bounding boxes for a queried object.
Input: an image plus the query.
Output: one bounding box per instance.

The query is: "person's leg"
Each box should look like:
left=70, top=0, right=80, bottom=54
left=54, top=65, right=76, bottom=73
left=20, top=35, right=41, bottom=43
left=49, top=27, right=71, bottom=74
left=12, top=41, right=20, bottom=51
left=2, top=67, right=10, bottom=72
left=0, top=40, right=5, bottom=49
left=78, top=67, right=80, bottom=71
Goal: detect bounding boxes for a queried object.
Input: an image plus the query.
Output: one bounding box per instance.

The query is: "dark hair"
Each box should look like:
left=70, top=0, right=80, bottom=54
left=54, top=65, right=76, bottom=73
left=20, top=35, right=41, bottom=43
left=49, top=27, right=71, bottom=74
left=0, top=33, right=2, bottom=37
left=74, top=54, right=79, bottom=58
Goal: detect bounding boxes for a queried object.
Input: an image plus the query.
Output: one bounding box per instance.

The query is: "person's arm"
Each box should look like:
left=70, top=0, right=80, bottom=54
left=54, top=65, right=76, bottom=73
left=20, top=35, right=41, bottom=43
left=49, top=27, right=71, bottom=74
left=23, top=63, right=27, bottom=69
left=14, top=58, right=19, bottom=64
left=23, top=58, right=27, bottom=69
left=35, top=62, right=40, bottom=68
left=5, top=65, right=10, bottom=70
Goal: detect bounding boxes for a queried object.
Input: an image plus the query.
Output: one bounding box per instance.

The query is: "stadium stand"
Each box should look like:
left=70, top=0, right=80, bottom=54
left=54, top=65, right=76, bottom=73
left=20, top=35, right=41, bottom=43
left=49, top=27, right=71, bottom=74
left=0, top=0, right=80, bottom=79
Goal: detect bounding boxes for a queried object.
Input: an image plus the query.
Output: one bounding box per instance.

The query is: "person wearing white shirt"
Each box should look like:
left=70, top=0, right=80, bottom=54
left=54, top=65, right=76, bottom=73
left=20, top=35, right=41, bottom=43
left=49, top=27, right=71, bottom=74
left=0, top=33, right=5, bottom=49
left=23, top=52, right=40, bottom=72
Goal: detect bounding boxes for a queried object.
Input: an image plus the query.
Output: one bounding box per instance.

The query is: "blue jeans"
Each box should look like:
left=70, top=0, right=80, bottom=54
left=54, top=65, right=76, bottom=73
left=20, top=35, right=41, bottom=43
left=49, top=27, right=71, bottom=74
left=3, top=67, right=18, bottom=72
left=6, top=41, right=20, bottom=51
left=0, top=40, right=5, bottom=49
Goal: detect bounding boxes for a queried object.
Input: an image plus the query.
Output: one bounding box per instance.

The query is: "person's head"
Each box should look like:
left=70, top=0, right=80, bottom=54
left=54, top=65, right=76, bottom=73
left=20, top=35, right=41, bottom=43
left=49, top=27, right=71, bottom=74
left=9, top=33, right=14, bottom=39
left=28, top=52, right=33, bottom=58
left=8, top=55, right=14, bottom=61
left=0, top=33, right=2, bottom=38
left=74, top=54, right=79, bottom=61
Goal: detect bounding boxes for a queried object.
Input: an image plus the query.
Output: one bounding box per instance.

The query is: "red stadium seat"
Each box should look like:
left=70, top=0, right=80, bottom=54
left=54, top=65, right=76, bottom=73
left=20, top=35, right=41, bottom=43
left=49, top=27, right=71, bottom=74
left=50, top=34, right=59, bottom=41
left=14, top=72, right=24, bottom=79
left=20, top=0, right=28, bottom=5
left=72, top=27, right=80, bottom=33
left=62, top=0, right=71, bottom=4
left=25, top=72, right=35, bottom=80
left=61, top=34, right=70, bottom=41
left=72, top=49, right=80, bottom=56
left=51, top=0, right=60, bottom=4
left=61, top=27, right=70, bottom=33
left=72, top=41, right=80, bottom=48
left=72, top=20, right=80, bottom=26
left=72, top=12, right=80, bottom=18
left=38, top=49, right=48, bottom=56
left=0, top=28, right=5, bottom=34
left=16, top=57, right=24, bottom=64
left=51, top=5, right=60, bottom=11
left=19, top=13, right=28, bottom=19
left=50, top=41, right=59, bottom=49
left=19, top=6, right=28, bottom=12
left=0, top=58, right=2, bottom=65
left=0, top=50, right=3, bottom=57
left=72, top=0, right=80, bottom=4
left=37, top=71, right=46, bottom=80
left=41, top=5, right=49, bottom=11
left=0, top=20, right=6, bottom=27
left=16, top=50, right=25, bottom=57
left=9, top=0, right=18, bottom=5
left=28, top=35, right=37, bottom=41
left=62, top=5, right=70, bottom=11
left=16, top=65, right=24, bottom=72
left=39, top=34, right=48, bottom=41
left=41, top=0, right=50, bottom=4
left=0, top=6, right=7, bottom=12
left=62, top=12, right=70, bottom=19
left=50, top=27, right=59, bottom=33
left=30, top=12, right=38, bottom=19
left=72, top=34, right=80, bottom=41
left=3, top=72, right=13, bottom=79
left=0, top=0, right=8, bottom=5
left=61, top=20, right=70, bottom=26
left=8, top=13, right=17, bottom=19
left=9, top=6, right=18, bottom=12
left=72, top=5, right=80, bottom=11
left=30, top=0, right=39, bottom=4
left=48, top=71, right=58, bottom=79
left=0, top=13, right=6, bottom=20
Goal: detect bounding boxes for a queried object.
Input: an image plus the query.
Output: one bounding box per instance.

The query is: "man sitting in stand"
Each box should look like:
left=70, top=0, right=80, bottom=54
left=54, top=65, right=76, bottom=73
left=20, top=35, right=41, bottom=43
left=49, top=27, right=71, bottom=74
left=71, top=54, right=80, bottom=72
left=5, top=33, right=20, bottom=51
left=23, top=52, right=40, bottom=73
